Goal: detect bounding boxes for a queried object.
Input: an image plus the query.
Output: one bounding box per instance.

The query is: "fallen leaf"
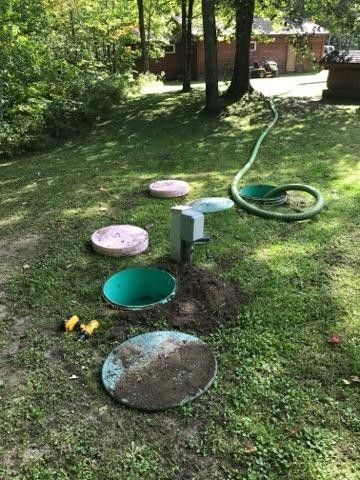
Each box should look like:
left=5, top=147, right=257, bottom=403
left=327, top=335, right=342, bottom=345
left=98, top=187, right=108, bottom=192
left=350, top=376, right=360, bottom=383
left=99, top=206, right=108, bottom=211
left=243, top=445, right=257, bottom=455
left=69, top=374, right=78, bottom=380
left=98, top=405, right=108, bottom=415
left=342, top=379, right=351, bottom=385
left=22, top=264, right=30, bottom=270
left=242, top=440, right=257, bottom=455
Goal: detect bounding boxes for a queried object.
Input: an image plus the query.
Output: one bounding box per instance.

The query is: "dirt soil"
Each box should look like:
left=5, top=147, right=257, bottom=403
left=112, top=340, right=216, bottom=411
left=0, top=233, right=43, bottom=286
left=0, top=233, right=44, bottom=389
left=113, top=263, right=247, bottom=334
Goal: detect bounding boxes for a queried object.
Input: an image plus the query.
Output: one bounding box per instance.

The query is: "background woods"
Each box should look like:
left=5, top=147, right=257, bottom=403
left=1, top=0, right=359, bottom=154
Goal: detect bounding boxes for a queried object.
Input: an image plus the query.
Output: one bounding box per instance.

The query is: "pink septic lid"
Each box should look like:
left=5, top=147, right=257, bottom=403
left=91, top=225, right=149, bottom=257
left=149, top=180, right=190, bottom=198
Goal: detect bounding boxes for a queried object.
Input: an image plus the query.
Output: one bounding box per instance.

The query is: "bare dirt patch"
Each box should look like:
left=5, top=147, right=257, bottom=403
left=112, top=263, right=247, bottom=335
left=0, top=233, right=44, bottom=286
left=0, top=233, right=43, bottom=397
left=112, top=341, right=216, bottom=411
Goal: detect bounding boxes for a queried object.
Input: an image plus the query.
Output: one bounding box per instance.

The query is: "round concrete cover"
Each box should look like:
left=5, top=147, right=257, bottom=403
left=189, top=197, right=234, bottom=213
left=149, top=180, right=190, bottom=198
left=91, top=225, right=149, bottom=257
left=102, top=331, right=217, bottom=411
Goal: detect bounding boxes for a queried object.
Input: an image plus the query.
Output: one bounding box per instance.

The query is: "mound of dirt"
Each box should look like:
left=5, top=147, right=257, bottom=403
left=113, top=263, right=247, bottom=334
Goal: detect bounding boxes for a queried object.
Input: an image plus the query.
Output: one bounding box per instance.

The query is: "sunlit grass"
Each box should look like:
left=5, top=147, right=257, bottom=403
left=0, top=212, right=25, bottom=227
left=0, top=91, right=359, bottom=480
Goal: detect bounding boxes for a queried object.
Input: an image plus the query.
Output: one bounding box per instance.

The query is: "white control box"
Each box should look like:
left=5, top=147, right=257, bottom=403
left=180, top=209, right=204, bottom=242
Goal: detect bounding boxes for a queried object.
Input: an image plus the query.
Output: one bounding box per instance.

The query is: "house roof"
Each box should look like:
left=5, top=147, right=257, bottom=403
left=252, top=18, right=328, bottom=35
left=168, top=15, right=329, bottom=41
left=171, top=16, right=327, bottom=39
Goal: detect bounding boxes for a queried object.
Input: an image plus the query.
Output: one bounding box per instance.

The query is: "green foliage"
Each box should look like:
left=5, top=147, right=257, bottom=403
left=287, top=33, right=314, bottom=63
left=285, top=0, right=360, bottom=36
left=0, top=0, right=172, bottom=156
left=0, top=73, right=132, bottom=155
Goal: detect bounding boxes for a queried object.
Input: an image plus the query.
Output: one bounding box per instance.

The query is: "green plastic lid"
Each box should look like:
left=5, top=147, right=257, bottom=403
left=102, top=267, right=176, bottom=310
left=239, top=184, right=287, bottom=205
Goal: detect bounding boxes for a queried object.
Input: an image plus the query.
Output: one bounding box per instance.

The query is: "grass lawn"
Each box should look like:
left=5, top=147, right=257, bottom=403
left=0, top=90, right=359, bottom=480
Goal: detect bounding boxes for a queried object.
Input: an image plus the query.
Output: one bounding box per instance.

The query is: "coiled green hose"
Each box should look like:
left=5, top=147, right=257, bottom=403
left=231, top=98, right=325, bottom=221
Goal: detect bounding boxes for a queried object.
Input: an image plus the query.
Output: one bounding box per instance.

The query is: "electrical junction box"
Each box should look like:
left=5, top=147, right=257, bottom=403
left=181, top=209, right=204, bottom=242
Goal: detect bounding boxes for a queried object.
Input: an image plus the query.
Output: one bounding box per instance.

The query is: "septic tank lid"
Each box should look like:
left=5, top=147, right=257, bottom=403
left=102, top=331, right=217, bottom=411
left=189, top=197, right=234, bottom=213
left=91, top=225, right=149, bottom=257
left=149, top=180, right=190, bottom=198
left=102, top=267, right=176, bottom=310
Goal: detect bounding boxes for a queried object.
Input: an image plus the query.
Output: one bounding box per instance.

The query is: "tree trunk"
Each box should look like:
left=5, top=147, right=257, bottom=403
left=112, top=42, right=116, bottom=73
left=185, top=0, right=194, bottom=91
left=181, top=0, right=188, bottom=90
left=69, top=9, right=76, bottom=39
left=225, top=0, right=255, bottom=101
left=201, top=0, right=221, bottom=114
left=137, top=0, right=149, bottom=73
left=182, top=0, right=194, bottom=92
left=0, top=77, right=3, bottom=122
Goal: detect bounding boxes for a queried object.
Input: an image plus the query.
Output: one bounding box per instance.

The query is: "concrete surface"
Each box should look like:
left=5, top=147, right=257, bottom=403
left=142, top=70, right=328, bottom=99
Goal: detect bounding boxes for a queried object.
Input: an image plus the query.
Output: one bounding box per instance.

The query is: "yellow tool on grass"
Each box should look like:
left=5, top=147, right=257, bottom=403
left=78, top=320, right=99, bottom=341
left=64, top=315, right=99, bottom=341
left=64, top=315, right=81, bottom=332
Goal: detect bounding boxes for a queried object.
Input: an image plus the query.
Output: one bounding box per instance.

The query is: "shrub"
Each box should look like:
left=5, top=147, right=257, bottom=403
left=85, top=75, right=127, bottom=115
left=0, top=73, right=132, bottom=156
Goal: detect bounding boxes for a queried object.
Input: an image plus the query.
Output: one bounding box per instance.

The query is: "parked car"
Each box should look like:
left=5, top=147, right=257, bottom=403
left=250, top=60, right=279, bottom=78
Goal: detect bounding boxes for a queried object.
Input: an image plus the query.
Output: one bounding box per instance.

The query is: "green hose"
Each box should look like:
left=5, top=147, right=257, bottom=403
left=231, top=98, right=325, bottom=221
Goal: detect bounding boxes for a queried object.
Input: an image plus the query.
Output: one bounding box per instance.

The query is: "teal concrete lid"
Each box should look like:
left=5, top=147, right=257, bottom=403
left=188, top=197, right=234, bottom=213
left=102, top=331, right=217, bottom=411
left=102, top=267, right=176, bottom=310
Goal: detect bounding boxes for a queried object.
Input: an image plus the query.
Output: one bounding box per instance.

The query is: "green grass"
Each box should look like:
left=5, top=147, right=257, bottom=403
left=0, top=91, right=359, bottom=480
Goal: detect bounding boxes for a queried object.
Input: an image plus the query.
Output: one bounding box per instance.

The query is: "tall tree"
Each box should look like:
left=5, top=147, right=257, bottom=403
left=181, top=0, right=195, bottom=92
left=225, top=0, right=255, bottom=101
left=201, top=0, right=221, bottom=113
left=137, top=0, right=149, bottom=72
